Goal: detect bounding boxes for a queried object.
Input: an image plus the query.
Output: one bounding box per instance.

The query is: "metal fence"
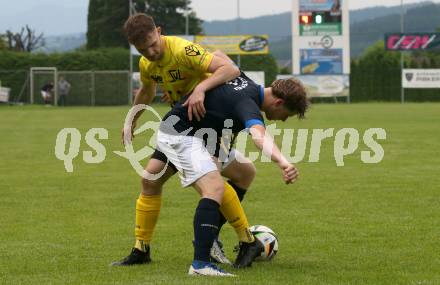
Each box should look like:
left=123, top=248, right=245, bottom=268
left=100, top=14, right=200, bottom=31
left=1, top=68, right=439, bottom=105
left=0, top=70, right=29, bottom=104
left=1, top=70, right=132, bottom=106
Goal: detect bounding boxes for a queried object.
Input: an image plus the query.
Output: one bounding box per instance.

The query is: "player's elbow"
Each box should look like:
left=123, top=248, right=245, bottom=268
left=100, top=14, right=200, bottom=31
left=230, top=64, right=240, bottom=77
left=222, top=59, right=240, bottom=78
left=220, top=63, right=240, bottom=82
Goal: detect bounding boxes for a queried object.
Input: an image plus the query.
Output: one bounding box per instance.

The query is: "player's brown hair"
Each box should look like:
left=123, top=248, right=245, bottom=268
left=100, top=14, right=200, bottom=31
left=124, top=13, right=156, bottom=45
left=271, top=78, right=309, bottom=119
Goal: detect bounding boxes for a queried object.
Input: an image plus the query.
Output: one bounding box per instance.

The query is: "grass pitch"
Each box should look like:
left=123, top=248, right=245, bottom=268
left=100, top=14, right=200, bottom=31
left=1, top=103, right=439, bottom=285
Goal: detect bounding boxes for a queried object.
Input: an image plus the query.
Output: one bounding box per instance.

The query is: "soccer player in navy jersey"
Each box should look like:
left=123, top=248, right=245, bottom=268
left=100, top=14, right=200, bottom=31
left=156, top=73, right=309, bottom=275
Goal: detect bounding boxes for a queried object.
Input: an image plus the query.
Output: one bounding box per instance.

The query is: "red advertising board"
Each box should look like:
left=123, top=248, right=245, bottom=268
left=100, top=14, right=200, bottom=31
left=385, top=33, right=440, bottom=51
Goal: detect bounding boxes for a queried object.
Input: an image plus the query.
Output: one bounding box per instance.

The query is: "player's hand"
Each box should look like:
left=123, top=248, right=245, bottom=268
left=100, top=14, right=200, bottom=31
left=182, top=88, right=206, bottom=121
left=121, top=122, right=136, bottom=146
left=279, top=161, right=299, bottom=184
left=161, top=92, right=172, bottom=104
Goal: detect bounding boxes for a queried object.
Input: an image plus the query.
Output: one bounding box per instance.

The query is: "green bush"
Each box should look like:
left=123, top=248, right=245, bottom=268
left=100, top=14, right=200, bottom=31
left=229, top=54, right=279, bottom=86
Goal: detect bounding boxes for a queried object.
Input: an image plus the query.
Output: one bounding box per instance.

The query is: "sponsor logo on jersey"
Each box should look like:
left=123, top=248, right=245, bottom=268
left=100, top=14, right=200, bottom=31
left=185, top=45, right=201, bottom=56
left=150, top=74, right=163, bottom=83
left=168, top=69, right=185, bottom=82
left=227, top=77, right=248, bottom=91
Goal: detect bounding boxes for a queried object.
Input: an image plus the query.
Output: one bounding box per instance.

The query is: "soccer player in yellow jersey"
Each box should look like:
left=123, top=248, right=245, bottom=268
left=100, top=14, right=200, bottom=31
left=112, top=13, right=259, bottom=267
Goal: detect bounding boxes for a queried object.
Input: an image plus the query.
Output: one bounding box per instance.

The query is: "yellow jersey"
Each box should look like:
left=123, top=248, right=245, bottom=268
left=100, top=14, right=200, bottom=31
left=139, top=36, right=214, bottom=102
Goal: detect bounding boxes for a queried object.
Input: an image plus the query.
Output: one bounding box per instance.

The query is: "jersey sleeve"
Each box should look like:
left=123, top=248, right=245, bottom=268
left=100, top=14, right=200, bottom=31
left=176, top=40, right=214, bottom=73
left=233, top=98, right=265, bottom=129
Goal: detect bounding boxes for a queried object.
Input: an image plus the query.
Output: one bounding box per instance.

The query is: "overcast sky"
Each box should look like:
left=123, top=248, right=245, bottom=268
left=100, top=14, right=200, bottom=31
left=1, top=0, right=439, bottom=35
left=191, top=0, right=439, bottom=20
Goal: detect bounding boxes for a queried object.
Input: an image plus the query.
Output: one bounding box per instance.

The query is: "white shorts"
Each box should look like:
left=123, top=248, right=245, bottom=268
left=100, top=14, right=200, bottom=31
left=157, top=131, right=219, bottom=187
left=220, top=148, right=242, bottom=170
left=41, top=91, right=51, bottom=100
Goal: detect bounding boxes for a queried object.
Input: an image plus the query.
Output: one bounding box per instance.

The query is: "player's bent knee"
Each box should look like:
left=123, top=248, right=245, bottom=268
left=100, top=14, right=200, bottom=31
left=225, top=162, right=256, bottom=190
left=243, top=163, right=257, bottom=182
left=141, top=177, right=163, bottom=195
left=203, top=184, right=224, bottom=204
left=140, top=158, right=176, bottom=195
left=194, top=171, right=225, bottom=204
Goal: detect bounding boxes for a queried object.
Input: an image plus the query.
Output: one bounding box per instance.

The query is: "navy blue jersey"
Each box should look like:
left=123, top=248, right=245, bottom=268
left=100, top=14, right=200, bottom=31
left=160, top=72, right=265, bottom=138
left=41, top=83, right=54, bottom=92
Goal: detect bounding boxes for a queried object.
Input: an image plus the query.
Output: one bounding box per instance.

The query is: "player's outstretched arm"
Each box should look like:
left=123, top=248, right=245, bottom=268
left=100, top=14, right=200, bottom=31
left=183, top=54, right=240, bottom=121
left=249, top=124, right=299, bottom=184
left=121, top=81, right=156, bottom=145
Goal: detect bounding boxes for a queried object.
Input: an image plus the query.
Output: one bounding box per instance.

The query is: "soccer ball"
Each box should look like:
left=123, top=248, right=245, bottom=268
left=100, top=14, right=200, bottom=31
left=250, top=225, right=279, bottom=261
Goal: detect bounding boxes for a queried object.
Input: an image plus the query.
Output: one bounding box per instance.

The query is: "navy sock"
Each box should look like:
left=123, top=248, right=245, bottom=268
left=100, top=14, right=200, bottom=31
left=193, top=198, right=220, bottom=262
left=228, top=180, right=247, bottom=201
left=217, top=180, right=247, bottom=235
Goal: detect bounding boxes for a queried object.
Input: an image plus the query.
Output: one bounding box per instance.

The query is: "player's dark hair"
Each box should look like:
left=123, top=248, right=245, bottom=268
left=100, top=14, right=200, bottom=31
left=271, top=78, right=309, bottom=119
left=124, top=13, right=156, bottom=45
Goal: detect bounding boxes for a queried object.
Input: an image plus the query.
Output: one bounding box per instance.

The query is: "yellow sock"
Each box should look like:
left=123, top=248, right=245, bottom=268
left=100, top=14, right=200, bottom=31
left=219, top=181, right=255, bottom=243
left=134, top=194, right=162, bottom=251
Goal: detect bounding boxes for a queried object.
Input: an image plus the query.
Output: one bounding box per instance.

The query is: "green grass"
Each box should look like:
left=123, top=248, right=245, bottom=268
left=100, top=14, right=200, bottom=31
left=0, top=103, right=439, bottom=285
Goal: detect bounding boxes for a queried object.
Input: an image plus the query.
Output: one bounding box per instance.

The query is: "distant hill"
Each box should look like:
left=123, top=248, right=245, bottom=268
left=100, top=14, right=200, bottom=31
left=350, top=3, right=440, bottom=57
left=201, top=1, right=424, bottom=40
left=202, top=1, right=440, bottom=59
left=41, top=1, right=440, bottom=59
left=349, top=2, right=424, bottom=24
left=202, top=13, right=290, bottom=43
left=38, top=33, right=86, bottom=53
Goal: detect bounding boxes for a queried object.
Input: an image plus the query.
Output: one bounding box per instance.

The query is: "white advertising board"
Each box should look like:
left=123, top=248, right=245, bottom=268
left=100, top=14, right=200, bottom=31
left=402, top=69, right=440, bottom=89
left=277, top=74, right=349, bottom=98
left=0, top=87, right=10, bottom=102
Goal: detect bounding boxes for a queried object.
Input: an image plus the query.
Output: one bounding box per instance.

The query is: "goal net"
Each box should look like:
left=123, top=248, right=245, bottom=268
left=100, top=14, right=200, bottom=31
left=30, top=67, right=58, bottom=105
left=29, top=68, right=131, bottom=106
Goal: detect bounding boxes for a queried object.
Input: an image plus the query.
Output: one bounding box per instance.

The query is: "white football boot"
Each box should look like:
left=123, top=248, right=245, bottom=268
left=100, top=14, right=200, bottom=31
left=210, top=239, right=232, bottom=265
left=188, top=260, right=235, bottom=277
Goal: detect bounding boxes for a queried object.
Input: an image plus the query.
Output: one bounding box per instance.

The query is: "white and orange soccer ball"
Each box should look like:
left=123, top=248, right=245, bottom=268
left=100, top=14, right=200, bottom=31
left=250, top=225, right=279, bottom=261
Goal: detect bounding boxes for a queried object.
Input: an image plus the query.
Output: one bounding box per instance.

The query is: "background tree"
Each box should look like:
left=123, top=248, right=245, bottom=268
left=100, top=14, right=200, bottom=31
left=87, top=0, right=129, bottom=49
left=0, top=35, right=7, bottom=50
left=142, top=0, right=203, bottom=35
left=351, top=40, right=403, bottom=102
left=1, top=25, right=44, bottom=52
left=87, top=0, right=203, bottom=49
left=86, top=0, right=102, bottom=49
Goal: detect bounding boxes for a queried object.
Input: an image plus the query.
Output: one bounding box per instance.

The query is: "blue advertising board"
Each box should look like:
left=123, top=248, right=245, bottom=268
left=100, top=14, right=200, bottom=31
left=300, top=49, right=343, bottom=74
left=300, top=0, right=341, bottom=12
